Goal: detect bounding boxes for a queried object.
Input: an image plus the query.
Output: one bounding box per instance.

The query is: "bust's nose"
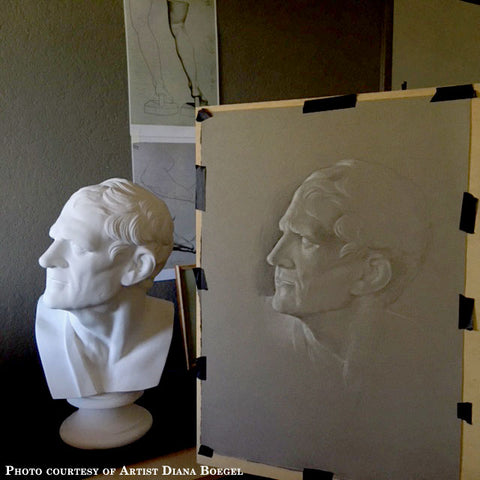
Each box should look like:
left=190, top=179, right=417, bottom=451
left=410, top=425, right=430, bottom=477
left=39, top=240, right=68, bottom=269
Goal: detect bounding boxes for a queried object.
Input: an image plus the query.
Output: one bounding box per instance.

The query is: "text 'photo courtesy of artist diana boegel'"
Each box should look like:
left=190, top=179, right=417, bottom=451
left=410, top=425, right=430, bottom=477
left=4, top=464, right=245, bottom=477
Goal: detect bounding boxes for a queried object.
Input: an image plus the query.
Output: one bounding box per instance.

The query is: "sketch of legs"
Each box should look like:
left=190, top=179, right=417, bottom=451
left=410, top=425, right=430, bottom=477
left=129, top=0, right=178, bottom=116
left=167, top=0, right=208, bottom=108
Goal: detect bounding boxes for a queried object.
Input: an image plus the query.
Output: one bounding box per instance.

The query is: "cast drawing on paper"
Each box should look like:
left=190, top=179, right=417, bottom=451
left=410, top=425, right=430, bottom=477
left=267, top=159, right=430, bottom=385
left=128, top=0, right=210, bottom=118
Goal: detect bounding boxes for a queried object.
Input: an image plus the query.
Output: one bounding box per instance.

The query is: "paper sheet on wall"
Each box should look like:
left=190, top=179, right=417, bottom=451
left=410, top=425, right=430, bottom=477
left=133, top=142, right=196, bottom=268
left=124, top=0, right=218, bottom=127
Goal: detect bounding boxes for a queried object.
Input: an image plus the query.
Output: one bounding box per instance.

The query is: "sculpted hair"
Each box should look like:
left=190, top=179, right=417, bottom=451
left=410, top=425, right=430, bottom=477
left=69, top=178, right=174, bottom=289
left=297, top=160, right=430, bottom=304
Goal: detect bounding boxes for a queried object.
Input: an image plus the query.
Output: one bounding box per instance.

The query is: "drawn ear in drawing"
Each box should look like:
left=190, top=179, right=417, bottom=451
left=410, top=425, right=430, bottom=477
left=350, top=253, right=392, bottom=296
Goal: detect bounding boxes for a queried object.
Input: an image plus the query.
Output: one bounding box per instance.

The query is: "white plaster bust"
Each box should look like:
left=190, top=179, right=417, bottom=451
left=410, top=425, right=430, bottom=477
left=267, top=160, right=429, bottom=381
left=36, top=178, right=175, bottom=400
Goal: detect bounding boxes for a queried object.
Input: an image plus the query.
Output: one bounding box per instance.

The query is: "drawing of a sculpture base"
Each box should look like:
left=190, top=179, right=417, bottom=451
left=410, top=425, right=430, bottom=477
left=144, top=97, right=179, bottom=116
left=60, top=391, right=152, bottom=449
left=35, top=178, right=175, bottom=449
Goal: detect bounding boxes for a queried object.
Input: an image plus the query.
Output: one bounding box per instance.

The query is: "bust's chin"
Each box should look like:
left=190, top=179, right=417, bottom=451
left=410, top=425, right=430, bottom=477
left=42, top=291, right=68, bottom=310
left=41, top=291, right=105, bottom=311
left=42, top=279, right=131, bottom=311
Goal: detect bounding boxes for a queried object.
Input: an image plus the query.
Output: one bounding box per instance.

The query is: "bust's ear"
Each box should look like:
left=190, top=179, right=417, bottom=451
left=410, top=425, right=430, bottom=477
left=350, top=253, right=392, bottom=296
left=121, top=247, right=156, bottom=287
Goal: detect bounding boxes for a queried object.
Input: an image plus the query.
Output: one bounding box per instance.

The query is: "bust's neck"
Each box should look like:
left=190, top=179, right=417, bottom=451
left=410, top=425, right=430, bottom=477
left=66, top=286, right=147, bottom=363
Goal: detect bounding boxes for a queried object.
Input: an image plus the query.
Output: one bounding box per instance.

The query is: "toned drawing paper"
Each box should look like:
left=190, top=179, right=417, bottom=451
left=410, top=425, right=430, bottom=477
left=199, top=96, right=469, bottom=479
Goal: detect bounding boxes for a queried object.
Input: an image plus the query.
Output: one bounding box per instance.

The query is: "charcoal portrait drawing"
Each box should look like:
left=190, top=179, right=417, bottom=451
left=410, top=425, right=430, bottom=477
left=267, top=159, right=430, bottom=384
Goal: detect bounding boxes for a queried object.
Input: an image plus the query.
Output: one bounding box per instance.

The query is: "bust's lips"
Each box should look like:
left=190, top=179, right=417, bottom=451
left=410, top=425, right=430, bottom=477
left=46, top=274, right=67, bottom=285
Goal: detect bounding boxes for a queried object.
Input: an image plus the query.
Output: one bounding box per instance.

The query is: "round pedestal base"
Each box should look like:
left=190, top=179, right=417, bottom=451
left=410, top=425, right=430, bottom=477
left=60, top=393, right=152, bottom=449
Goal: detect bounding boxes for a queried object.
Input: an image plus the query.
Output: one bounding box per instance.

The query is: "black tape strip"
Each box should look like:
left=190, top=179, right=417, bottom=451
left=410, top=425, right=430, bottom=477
left=457, top=402, right=473, bottom=424
left=198, top=444, right=214, bottom=457
left=430, top=84, right=476, bottom=102
left=193, top=267, right=208, bottom=290
left=196, top=108, right=213, bottom=122
left=461, top=0, right=480, bottom=5
left=459, top=192, right=478, bottom=234
left=303, top=468, right=334, bottom=480
left=195, top=166, right=206, bottom=211
left=303, top=94, right=357, bottom=114
left=196, top=356, right=207, bottom=381
left=459, top=294, right=475, bottom=330
left=401, top=81, right=408, bottom=90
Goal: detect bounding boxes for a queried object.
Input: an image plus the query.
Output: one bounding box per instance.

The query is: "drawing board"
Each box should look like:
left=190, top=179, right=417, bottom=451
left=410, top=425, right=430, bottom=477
left=196, top=88, right=480, bottom=479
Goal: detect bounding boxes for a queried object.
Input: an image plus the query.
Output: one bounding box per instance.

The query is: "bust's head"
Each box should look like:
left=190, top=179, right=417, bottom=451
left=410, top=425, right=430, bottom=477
left=39, top=178, right=173, bottom=310
left=267, top=160, right=429, bottom=319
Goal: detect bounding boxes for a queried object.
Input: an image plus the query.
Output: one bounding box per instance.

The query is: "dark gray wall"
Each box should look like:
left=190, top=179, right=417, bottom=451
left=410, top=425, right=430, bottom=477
left=0, top=0, right=131, bottom=361
left=0, top=0, right=132, bottom=467
left=392, top=0, right=480, bottom=89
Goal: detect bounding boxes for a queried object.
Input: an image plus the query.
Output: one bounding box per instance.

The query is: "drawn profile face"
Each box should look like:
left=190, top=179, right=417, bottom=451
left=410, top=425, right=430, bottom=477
left=267, top=190, right=364, bottom=319
left=39, top=200, right=133, bottom=310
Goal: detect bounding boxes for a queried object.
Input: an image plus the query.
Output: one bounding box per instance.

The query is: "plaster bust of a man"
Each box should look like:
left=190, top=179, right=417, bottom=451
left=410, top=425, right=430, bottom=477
left=267, top=159, right=429, bottom=370
left=36, top=178, right=174, bottom=399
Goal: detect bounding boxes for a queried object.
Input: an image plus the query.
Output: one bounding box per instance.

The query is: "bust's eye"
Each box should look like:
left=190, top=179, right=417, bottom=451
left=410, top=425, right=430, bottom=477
left=70, top=242, right=87, bottom=255
left=301, top=236, right=318, bottom=249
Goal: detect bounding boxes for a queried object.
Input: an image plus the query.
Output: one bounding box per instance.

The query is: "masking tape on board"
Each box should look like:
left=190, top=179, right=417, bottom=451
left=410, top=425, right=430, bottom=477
left=459, top=192, right=478, bottom=234
left=303, top=94, right=357, bottom=114
left=430, top=84, right=476, bottom=103
left=459, top=294, right=475, bottom=330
